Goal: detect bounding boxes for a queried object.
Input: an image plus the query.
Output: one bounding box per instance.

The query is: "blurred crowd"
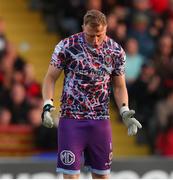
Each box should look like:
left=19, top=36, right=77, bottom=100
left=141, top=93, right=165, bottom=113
left=1, top=0, right=173, bottom=156
left=0, top=17, right=57, bottom=152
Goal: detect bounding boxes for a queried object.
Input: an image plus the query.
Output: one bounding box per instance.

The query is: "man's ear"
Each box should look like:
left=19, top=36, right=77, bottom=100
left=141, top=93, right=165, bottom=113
left=82, top=25, right=84, bottom=31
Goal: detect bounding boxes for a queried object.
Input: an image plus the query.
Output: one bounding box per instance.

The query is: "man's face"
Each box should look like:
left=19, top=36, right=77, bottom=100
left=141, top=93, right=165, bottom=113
left=83, top=24, right=107, bottom=48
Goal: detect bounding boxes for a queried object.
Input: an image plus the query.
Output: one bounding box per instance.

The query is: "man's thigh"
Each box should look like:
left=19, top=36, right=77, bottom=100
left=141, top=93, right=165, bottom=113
left=57, top=118, right=89, bottom=174
left=84, top=120, right=113, bottom=175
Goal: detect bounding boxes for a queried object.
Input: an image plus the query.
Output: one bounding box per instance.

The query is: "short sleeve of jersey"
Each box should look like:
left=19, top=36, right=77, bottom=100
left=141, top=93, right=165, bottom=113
left=50, top=40, right=66, bottom=69
left=112, top=45, right=126, bottom=76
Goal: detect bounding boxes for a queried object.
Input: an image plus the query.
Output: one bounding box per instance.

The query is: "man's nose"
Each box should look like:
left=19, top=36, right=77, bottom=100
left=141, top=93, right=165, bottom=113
left=93, top=37, right=99, bottom=45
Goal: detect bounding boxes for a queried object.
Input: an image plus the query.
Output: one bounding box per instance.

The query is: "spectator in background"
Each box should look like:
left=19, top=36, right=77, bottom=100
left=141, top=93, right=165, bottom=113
left=114, top=22, right=127, bottom=47
left=112, top=5, right=128, bottom=22
left=129, top=63, right=161, bottom=144
left=0, top=107, right=12, bottom=126
left=0, top=42, right=26, bottom=90
left=148, top=89, right=173, bottom=152
left=102, top=0, right=118, bottom=15
left=126, top=0, right=153, bottom=28
left=28, top=106, right=42, bottom=127
left=23, top=63, right=42, bottom=107
left=107, top=13, right=118, bottom=39
left=154, top=89, right=173, bottom=131
left=149, top=16, right=164, bottom=40
left=107, top=12, right=127, bottom=47
left=125, top=38, right=144, bottom=87
left=55, top=0, right=86, bottom=37
left=86, top=0, right=102, bottom=11
left=152, top=34, right=173, bottom=90
left=164, top=18, right=173, bottom=37
left=127, top=12, right=155, bottom=58
left=5, top=83, right=31, bottom=124
left=133, top=0, right=151, bottom=12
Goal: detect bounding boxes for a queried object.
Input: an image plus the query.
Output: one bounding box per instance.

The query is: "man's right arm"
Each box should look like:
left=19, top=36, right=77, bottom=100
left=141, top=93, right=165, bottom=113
left=42, top=64, right=62, bottom=101
left=41, top=65, right=62, bottom=128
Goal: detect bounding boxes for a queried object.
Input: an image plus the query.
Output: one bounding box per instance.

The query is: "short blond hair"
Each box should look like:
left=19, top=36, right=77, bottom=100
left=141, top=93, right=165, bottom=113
left=83, top=9, right=107, bottom=27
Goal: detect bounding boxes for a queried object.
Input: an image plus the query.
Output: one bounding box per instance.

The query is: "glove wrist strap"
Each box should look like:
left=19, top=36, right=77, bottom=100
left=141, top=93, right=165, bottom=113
left=44, top=99, right=53, bottom=106
left=120, top=106, right=129, bottom=116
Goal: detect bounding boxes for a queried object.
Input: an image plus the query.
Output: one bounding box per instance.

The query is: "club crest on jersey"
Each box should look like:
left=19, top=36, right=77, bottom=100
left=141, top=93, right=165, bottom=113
left=60, top=150, right=75, bottom=165
left=105, top=55, right=112, bottom=66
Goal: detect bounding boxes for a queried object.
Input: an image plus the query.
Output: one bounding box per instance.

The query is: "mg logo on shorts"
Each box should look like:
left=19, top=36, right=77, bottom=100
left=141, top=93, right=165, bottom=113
left=60, top=150, right=75, bottom=165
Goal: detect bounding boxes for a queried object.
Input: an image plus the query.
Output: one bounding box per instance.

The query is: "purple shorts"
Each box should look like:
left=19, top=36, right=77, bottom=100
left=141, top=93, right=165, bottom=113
left=56, top=118, right=113, bottom=175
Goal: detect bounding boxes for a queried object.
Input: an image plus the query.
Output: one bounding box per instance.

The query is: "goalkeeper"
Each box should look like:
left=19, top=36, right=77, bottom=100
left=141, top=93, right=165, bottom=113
left=41, top=9, right=142, bottom=179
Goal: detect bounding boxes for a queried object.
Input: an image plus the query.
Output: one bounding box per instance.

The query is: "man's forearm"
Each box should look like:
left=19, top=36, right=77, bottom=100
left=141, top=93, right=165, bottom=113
left=42, top=74, right=56, bottom=101
left=113, top=86, right=129, bottom=110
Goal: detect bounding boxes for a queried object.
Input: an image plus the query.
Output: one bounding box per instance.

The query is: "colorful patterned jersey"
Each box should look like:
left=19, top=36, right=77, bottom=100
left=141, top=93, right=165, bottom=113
left=51, top=32, right=126, bottom=120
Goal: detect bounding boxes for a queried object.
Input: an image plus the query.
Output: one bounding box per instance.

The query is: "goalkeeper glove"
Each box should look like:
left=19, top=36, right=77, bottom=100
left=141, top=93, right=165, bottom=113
left=41, top=99, right=55, bottom=128
left=120, top=106, right=142, bottom=136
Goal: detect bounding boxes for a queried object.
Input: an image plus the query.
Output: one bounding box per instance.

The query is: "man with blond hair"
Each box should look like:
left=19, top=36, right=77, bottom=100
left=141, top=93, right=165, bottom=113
left=41, top=9, right=142, bottom=179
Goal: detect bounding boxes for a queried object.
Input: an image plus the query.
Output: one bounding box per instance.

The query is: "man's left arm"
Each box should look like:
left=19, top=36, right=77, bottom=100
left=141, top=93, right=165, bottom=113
left=112, top=75, right=142, bottom=136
